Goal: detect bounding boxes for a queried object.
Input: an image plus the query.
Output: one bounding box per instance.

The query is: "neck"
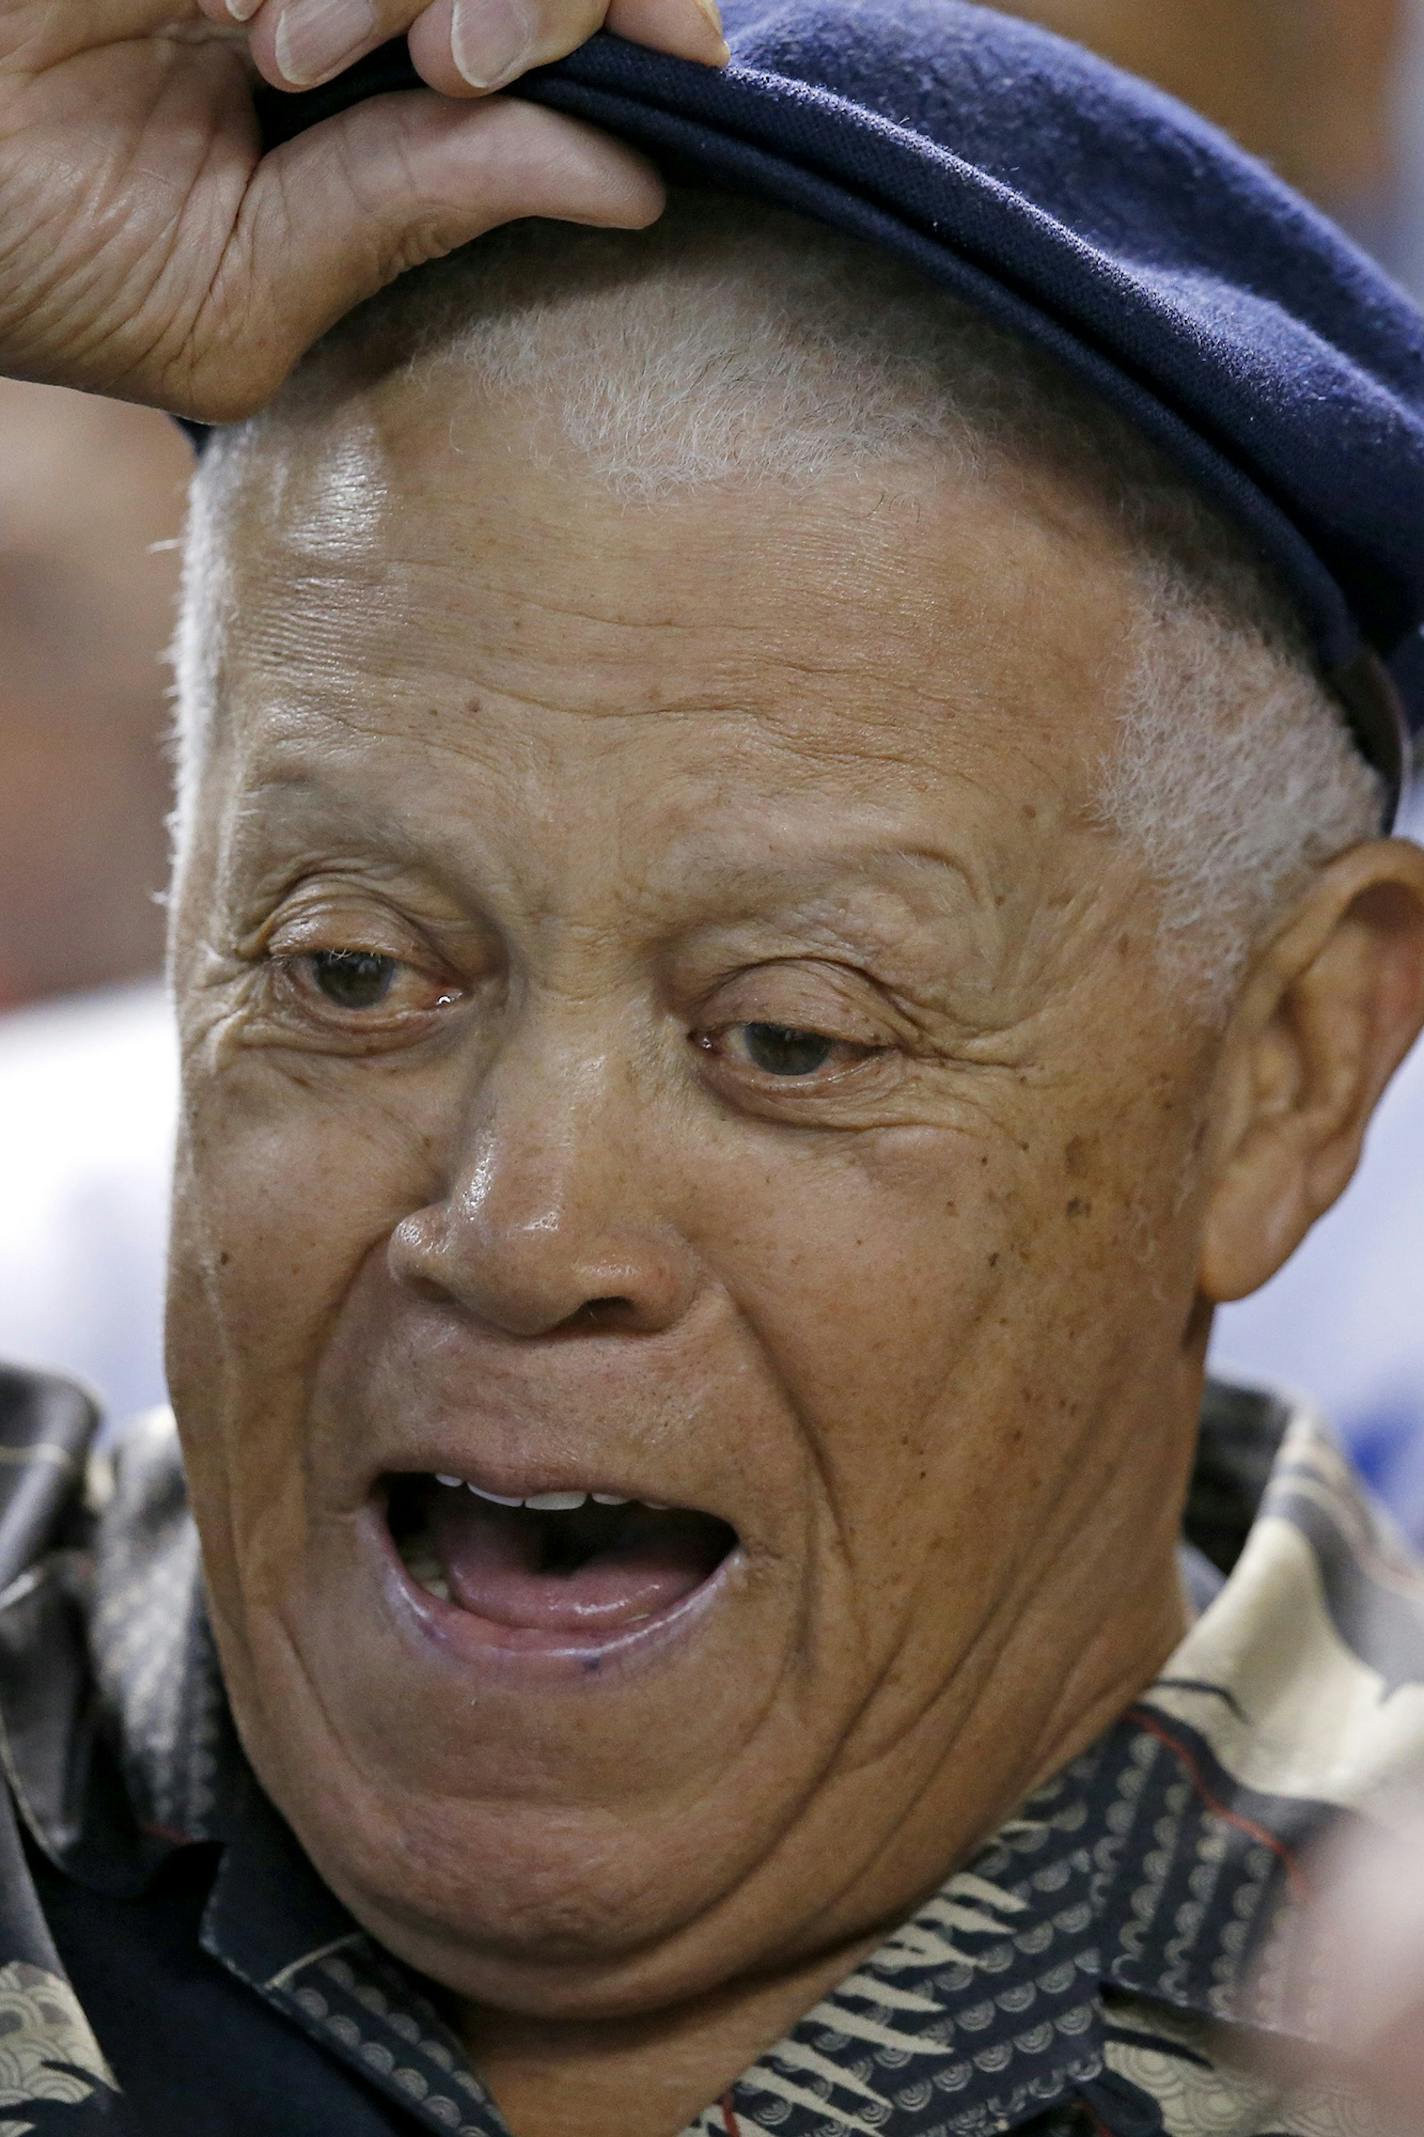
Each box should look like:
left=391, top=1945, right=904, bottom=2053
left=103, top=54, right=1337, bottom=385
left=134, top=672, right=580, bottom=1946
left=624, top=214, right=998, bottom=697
left=463, top=1925, right=884, bottom=2137
left=461, top=1558, right=1190, bottom=2137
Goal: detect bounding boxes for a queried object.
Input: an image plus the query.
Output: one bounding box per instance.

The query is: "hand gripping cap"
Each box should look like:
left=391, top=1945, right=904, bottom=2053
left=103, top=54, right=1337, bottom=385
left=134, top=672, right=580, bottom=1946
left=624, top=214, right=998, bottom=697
left=186, top=0, right=1424, bottom=813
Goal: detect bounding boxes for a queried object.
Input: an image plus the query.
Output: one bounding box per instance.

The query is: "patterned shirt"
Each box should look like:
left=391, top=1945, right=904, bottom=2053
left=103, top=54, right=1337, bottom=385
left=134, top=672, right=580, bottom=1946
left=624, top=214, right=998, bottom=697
left=2, top=1365, right=1422, bottom=2137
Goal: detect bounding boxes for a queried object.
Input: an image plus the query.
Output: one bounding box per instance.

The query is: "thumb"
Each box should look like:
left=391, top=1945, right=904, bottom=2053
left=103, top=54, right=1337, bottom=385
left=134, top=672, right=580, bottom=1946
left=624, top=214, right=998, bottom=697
left=190, top=92, right=663, bottom=420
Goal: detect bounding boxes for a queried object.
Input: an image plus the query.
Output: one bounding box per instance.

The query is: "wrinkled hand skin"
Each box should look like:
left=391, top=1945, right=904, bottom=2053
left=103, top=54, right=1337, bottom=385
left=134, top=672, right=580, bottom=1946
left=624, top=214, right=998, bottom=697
left=0, top=0, right=724, bottom=419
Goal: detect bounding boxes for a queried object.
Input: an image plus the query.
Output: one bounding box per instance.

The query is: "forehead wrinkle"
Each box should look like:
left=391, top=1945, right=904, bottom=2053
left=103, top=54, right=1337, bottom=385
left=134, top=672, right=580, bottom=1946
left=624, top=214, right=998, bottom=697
left=217, top=557, right=1108, bottom=846
left=228, top=686, right=1009, bottom=874
left=212, top=427, right=1127, bottom=829
left=206, top=437, right=1123, bottom=937
left=225, top=611, right=1011, bottom=808
left=230, top=573, right=937, bottom=734
left=223, top=448, right=980, bottom=706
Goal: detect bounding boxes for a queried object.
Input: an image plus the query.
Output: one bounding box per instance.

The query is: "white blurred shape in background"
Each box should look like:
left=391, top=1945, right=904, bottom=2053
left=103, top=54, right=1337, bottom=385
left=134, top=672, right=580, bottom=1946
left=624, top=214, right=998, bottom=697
left=0, top=981, right=174, bottom=1425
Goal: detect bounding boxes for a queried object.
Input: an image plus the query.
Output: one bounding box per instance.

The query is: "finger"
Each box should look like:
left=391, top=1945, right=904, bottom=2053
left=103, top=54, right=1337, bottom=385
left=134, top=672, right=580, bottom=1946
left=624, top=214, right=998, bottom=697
left=240, top=0, right=722, bottom=97
left=189, top=92, right=663, bottom=416
left=408, top=0, right=608, bottom=96
left=234, top=0, right=438, bottom=87
left=604, top=0, right=726, bottom=64
left=409, top=0, right=725, bottom=93
left=196, top=0, right=266, bottom=26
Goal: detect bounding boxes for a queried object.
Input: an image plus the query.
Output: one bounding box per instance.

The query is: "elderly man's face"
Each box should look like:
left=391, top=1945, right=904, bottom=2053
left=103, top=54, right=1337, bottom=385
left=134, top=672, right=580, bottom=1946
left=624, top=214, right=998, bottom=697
left=166, top=373, right=1214, bottom=2014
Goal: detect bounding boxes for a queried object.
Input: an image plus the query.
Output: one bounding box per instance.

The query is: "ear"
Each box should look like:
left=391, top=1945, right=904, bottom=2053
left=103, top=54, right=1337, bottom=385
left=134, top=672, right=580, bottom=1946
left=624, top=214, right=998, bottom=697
left=1199, top=836, right=1424, bottom=1304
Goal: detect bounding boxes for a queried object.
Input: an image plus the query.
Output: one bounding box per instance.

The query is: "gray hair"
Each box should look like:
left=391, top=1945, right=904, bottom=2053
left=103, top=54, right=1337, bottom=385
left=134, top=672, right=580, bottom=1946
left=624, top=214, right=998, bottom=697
left=172, top=192, right=1383, bottom=1008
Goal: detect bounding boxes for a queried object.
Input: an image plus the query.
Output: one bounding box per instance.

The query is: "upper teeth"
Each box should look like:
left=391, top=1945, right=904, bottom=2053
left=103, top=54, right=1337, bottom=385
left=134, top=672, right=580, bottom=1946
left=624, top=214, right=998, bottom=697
left=433, top=1477, right=635, bottom=1512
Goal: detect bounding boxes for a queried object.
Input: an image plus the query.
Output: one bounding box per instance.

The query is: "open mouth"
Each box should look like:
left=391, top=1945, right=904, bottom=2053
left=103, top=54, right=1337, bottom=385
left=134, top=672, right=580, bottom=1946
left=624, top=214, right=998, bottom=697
left=385, top=1474, right=738, bottom=1637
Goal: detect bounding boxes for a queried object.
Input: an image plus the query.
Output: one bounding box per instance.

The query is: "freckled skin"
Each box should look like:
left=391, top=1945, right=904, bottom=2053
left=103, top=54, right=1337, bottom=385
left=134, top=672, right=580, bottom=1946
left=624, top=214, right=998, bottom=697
left=162, top=366, right=1424, bottom=2137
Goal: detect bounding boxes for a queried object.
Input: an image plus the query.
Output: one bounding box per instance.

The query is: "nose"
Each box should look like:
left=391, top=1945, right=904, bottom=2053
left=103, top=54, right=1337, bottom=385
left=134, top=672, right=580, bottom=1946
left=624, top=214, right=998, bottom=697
left=387, top=1045, right=702, bottom=1340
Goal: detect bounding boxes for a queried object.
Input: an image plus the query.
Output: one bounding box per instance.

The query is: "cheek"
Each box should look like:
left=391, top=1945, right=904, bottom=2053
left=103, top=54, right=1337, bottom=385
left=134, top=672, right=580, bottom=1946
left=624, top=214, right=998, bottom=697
left=166, top=1063, right=446, bottom=1561
left=704, top=1129, right=1028, bottom=1562
left=704, top=1101, right=1196, bottom=1605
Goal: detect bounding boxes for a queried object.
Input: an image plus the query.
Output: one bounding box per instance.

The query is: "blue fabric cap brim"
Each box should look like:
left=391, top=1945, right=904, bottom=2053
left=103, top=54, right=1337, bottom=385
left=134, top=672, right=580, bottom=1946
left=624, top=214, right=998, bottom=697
left=184, top=0, right=1424, bottom=801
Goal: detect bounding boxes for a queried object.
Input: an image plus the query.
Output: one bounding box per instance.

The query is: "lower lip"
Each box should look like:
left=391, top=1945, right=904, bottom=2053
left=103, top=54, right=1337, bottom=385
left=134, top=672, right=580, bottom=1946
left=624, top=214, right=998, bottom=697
left=364, top=1502, right=742, bottom=1683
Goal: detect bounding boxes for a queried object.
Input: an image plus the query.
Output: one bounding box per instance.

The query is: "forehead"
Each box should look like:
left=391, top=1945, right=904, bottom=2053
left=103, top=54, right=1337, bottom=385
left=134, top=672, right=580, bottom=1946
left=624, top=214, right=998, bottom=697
left=199, top=367, right=1140, bottom=860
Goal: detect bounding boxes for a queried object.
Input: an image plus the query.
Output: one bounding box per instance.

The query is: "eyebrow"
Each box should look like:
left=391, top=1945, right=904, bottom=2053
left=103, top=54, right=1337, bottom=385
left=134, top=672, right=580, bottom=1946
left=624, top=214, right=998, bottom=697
left=226, top=761, right=984, bottom=943
left=664, top=846, right=980, bottom=925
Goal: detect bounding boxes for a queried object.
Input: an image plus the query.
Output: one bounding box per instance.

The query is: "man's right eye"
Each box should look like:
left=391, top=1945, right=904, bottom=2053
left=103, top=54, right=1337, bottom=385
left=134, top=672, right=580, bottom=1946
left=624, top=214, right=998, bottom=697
left=265, top=944, right=464, bottom=1036
left=308, top=950, right=397, bottom=1010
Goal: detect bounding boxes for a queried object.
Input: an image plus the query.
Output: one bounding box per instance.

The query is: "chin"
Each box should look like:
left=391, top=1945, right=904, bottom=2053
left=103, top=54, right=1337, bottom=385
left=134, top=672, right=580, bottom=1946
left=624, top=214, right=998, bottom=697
left=270, top=1767, right=787, bottom=2019
left=205, top=1478, right=824, bottom=2002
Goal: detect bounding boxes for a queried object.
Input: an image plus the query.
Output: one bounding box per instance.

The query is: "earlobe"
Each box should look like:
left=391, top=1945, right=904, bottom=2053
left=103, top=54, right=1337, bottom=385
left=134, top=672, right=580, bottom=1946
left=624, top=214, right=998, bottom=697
left=1198, top=838, right=1424, bottom=1305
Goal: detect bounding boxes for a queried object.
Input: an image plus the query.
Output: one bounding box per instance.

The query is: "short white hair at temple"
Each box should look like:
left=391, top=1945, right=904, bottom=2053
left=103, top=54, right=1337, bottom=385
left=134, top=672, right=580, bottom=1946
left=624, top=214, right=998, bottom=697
left=172, top=189, right=1383, bottom=1010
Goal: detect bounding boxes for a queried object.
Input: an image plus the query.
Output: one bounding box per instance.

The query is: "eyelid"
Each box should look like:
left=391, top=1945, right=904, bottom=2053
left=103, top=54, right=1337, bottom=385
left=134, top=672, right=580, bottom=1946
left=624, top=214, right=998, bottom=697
left=266, top=904, right=401, bottom=949
left=697, top=959, right=894, bottom=1046
left=256, top=891, right=444, bottom=969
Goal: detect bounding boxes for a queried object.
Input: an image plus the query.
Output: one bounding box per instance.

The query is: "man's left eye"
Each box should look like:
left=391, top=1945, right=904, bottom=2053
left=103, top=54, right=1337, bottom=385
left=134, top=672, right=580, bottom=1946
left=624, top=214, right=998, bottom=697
left=739, top=1023, right=837, bottom=1076
left=704, top=1022, right=880, bottom=1080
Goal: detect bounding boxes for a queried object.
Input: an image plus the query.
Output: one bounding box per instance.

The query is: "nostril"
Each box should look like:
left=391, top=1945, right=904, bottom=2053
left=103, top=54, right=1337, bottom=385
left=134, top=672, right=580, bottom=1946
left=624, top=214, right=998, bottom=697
left=569, top=1296, right=635, bottom=1330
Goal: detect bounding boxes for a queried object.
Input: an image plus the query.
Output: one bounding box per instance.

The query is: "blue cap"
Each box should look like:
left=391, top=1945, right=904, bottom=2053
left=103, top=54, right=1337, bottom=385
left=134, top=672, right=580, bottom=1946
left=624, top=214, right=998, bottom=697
left=199, top=0, right=1424, bottom=805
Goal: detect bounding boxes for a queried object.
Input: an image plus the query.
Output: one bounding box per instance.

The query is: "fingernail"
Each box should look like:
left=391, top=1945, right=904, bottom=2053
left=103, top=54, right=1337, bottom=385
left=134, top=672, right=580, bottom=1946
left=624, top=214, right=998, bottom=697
left=450, top=0, right=532, bottom=90
left=226, top=0, right=263, bottom=21
left=691, top=0, right=726, bottom=41
left=274, top=0, right=378, bottom=85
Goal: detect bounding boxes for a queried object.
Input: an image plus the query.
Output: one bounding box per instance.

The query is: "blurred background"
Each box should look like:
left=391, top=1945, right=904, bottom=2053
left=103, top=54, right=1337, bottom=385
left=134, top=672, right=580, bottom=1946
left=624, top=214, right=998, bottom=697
left=2, top=0, right=1423, bottom=1530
